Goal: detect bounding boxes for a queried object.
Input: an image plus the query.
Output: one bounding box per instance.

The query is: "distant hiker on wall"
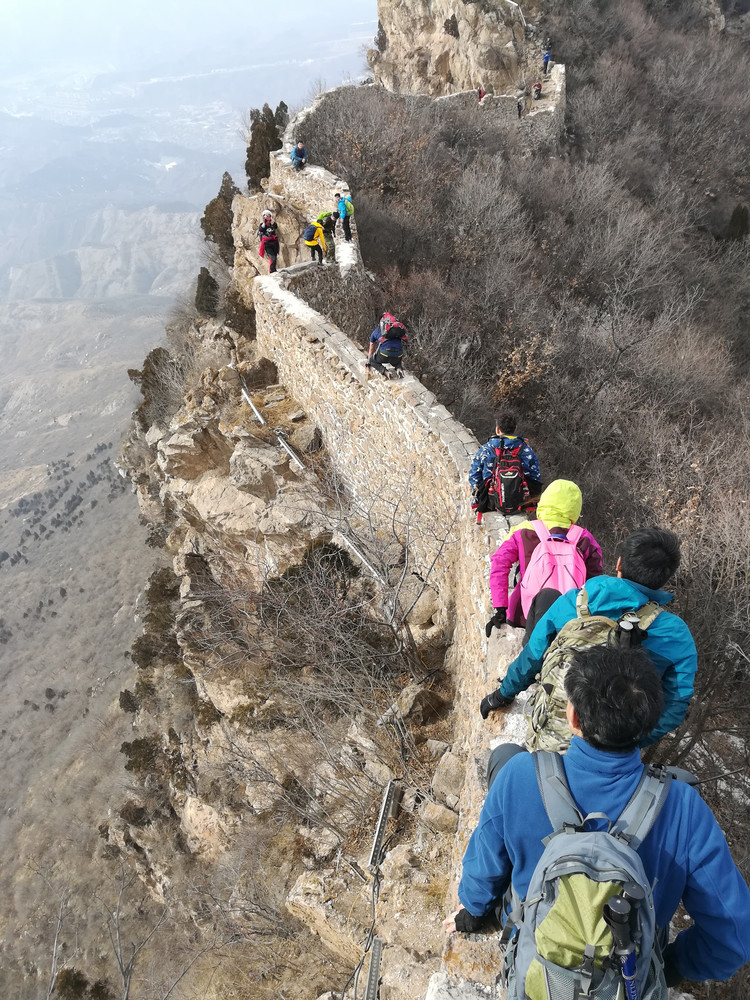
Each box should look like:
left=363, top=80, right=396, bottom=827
left=335, top=192, right=354, bottom=242
left=477, top=84, right=485, bottom=102
left=290, top=140, right=307, bottom=171
left=468, top=413, right=542, bottom=520
left=542, top=47, right=551, bottom=75
left=316, top=210, right=338, bottom=261
left=257, top=210, right=280, bottom=274
left=302, top=219, right=325, bottom=264
left=517, top=97, right=524, bottom=119
left=485, top=479, right=603, bottom=646
left=447, top=646, right=750, bottom=997
left=366, top=312, right=407, bottom=377
left=479, top=527, right=697, bottom=752
left=532, top=81, right=543, bottom=100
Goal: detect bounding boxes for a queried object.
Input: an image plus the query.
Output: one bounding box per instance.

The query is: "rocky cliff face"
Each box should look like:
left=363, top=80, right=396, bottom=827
left=369, top=0, right=527, bottom=96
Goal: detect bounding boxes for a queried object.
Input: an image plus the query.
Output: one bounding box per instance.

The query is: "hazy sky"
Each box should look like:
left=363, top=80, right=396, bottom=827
left=0, top=0, right=378, bottom=80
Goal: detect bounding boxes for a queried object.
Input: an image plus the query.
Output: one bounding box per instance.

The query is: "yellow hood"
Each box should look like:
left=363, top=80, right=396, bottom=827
left=536, top=479, right=582, bottom=528
left=506, top=479, right=582, bottom=539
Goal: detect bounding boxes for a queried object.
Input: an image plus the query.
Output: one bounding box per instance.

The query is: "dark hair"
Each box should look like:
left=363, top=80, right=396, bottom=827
left=335, top=192, right=341, bottom=198
left=620, top=528, right=681, bottom=589
left=564, top=647, right=664, bottom=751
left=495, top=411, right=517, bottom=433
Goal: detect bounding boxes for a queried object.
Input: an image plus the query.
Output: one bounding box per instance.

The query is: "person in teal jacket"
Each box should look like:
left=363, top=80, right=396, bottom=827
left=480, top=528, right=696, bottom=745
left=449, top=647, right=750, bottom=987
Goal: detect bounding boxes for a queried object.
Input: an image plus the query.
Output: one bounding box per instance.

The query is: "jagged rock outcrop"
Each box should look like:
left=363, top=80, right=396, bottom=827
left=369, top=0, right=527, bottom=96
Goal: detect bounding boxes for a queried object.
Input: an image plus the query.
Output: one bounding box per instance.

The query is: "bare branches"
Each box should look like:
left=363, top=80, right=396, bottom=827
left=98, top=862, right=169, bottom=1000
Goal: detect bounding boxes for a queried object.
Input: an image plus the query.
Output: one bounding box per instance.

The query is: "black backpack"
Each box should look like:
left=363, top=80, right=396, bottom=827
left=487, top=442, right=529, bottom=513
left=302, top=223, right=318, bottom=242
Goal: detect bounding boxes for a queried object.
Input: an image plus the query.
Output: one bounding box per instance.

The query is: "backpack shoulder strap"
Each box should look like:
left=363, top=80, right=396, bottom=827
left=530, top=520, right=549, bottom=543
left=565, top=524, right=585, bottom=544
left=575, top=586, right=591, bottom=618
left=534, top=751, right=585, bottom=837
left=610, top=765, right=672, bottom=850
left=632, top=601, right=664, bottom=630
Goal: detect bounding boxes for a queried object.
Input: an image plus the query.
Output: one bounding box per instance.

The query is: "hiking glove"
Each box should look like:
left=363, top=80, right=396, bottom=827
left=484, top=608, right=506, bottom=637
left=480, top=688, right=514, bottom=719
left=454, top=908, right=487, bottom=934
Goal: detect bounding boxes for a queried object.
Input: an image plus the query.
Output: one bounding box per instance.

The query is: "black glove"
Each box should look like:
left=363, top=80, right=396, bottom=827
left=480, top=688, right=515, bottom=719
left=454, top=908, right=488, bottom=934
left=485, top=608, right=507, bottom=638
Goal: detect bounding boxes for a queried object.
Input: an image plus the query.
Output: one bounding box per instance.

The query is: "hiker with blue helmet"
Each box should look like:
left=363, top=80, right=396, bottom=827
left=446, top=646, right=750, bottom=994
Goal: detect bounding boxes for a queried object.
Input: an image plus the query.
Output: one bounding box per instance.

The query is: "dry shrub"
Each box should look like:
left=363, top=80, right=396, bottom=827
left=494, top=334, right=552, bottom=408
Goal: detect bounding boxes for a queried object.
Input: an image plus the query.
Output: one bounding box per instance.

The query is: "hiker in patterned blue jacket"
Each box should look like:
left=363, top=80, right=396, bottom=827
left=481, top=528, right=697, bottom=746
left=367, top=313, right=407, bottom=377
left=468, top=412, right=542, bottom=502
left=446, top=647, right=750, bottom=988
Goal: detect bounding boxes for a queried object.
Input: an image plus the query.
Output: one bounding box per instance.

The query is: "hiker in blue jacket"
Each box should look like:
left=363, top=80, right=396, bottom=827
left=366, top=312, right=407, bottom=377
left=290, top=140, right=307, bottom=171
left=447, top=647, right=750, bottom=987
left=335, top=191, right=353, bottom=242
left=481, top=528, right=697, bottom=746
left=468, top=413, right=542, bottom=504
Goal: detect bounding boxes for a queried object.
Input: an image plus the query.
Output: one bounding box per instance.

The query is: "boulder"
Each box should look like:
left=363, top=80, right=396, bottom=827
left=229, top=438, right=285, bottom=494
left=426, top=739, right=450, bottom=758
left=286, top=870, right=366, bottom=965
left=402, top=579, right=441, bottom=626
left=238, top=357, right=278, bottom=389
left=297, top=824, right=341, bottom=862
left=290, top=422, right=322, bottom=453
left=180, top=797, right=226, bottom=856
left=157, top=420, right=233, bottom=480
left=432, top=751, right=465, bottom=806
left=397, top=684, right=450, bottom=725
left=419, top=799, right=458, bottom=834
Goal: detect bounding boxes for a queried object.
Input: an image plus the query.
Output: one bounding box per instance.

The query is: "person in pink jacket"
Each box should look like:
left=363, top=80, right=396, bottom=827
left=486, top=479, right=603, bottom=645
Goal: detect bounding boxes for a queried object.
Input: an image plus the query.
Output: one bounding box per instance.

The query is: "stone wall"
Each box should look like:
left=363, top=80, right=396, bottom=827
left=433, top=63, right=566, bottom=148
left=252, top=265, right=537, bottom=995
left=278, top=259, right=374, bottom=345
left=237, top=73, right=569, bottom=1000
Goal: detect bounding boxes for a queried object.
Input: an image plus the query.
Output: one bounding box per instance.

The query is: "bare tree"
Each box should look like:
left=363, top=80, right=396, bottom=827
left=99, top=863, right=169, bottom=1000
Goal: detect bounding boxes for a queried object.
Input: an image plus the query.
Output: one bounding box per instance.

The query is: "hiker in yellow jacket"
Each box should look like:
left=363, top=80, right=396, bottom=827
left=302, top=219, right=326, bottom=265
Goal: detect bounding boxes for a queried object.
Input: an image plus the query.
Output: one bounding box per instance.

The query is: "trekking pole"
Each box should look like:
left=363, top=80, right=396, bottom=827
left=621, top=882, right=645, bottom=946
left=604, top=897, right=639, bottom=1000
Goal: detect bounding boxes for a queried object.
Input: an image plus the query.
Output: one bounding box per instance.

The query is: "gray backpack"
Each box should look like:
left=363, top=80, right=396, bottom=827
left=502, top=752, right=671, bottom=1000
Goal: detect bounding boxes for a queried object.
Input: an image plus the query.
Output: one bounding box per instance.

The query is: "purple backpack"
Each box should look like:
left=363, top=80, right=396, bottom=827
left=519, top=522, right=587, bottom=618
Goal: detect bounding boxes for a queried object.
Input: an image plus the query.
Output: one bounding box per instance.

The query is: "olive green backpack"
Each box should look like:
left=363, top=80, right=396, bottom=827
left=524, top=588, right=663, bottom=753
